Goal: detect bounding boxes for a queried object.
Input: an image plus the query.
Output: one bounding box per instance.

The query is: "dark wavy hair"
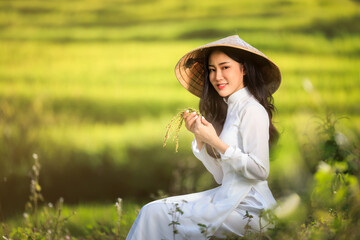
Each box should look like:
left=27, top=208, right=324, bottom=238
left=199, top=47, right=279, bottom=156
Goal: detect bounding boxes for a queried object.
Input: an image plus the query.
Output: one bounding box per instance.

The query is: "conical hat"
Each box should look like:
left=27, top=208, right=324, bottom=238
left=174, top=35, right=281, bottom=97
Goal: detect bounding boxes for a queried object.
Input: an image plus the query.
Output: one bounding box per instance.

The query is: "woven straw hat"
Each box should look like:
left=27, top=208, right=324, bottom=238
left=174, top=35, right=281, bottom=97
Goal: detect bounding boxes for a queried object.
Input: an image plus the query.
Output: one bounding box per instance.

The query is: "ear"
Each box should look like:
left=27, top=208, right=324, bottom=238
left=241, top=64, right=246, bottom=76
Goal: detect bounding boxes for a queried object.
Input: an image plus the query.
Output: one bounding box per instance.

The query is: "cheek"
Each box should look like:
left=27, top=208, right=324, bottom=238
left=208, top=72, right=214, bottom=79
left=209, top=80, right=216, bottom=89
left=208, top=73, right=215, bottom=84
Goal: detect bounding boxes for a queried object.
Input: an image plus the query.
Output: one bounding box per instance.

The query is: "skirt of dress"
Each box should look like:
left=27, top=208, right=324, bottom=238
left=125, top=188, right=269, bottom=240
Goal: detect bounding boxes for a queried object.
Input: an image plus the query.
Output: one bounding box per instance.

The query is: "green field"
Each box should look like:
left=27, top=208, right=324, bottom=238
left=0, top=0, right=359, bottom=238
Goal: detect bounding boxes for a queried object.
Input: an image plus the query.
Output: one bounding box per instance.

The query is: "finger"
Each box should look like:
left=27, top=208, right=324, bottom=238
left=185, top=112, right=198, bottom=123
left=193, top=117, right=205, bottom=136
left=201, top=116, right=210, bottom=126
left=183, top=111, right=193, bottom=125
left=195, top=117, right=203, bottom=129
left=183, top=110, right=190, bottom=118
left=184, top=112, right=198, bottom=130
left=187, top=114, right=199, bottom=128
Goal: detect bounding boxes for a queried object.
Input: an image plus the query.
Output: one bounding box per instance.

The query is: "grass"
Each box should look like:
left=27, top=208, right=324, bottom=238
left=2, top=115, right=359, bottom=239
left=0, top=1, right=359, bottom=238
left=62, top=202, right=139, bottom=239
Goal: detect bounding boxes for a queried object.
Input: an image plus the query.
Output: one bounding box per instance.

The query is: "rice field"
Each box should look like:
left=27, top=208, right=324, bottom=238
left=0, top=0, right=359, bottom=237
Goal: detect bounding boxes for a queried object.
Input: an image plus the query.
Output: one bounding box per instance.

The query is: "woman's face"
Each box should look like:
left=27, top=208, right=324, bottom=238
left=208, top=50, right=245, bottom=98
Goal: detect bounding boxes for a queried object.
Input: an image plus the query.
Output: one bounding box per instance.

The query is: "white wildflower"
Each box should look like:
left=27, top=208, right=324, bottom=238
left=116, top=198, right=123, bottom=213
left=302, top=78, right=314, bottom=93
left=318, top=161, right=331, bottom=173
left=335, top=132, right=348, bottom=146
left=274, top=193, right=301, bottom=219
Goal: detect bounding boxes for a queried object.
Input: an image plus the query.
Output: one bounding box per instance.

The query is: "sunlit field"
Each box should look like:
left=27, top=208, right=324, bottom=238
left=0, top=0, right=359, bottom=238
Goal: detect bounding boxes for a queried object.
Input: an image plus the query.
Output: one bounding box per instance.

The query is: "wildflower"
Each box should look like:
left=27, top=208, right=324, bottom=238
left=32, top=153, right=38, bottom=160
left=318, top=161, right=331, bottom=173
left=115, top=198, right=122, bottom=206
left=115, top=198, right=123, bottom=214
left=335, top=132, right=348, bottom=146
left=115, top=198, right=123, bottom=238
left=302, top=78, right=314, bottom=93
left=274, top=193, right=301, bottom=219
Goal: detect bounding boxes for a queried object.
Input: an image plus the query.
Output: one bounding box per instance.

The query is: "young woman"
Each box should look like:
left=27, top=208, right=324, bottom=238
left=126, top=35, right=281, bottom=240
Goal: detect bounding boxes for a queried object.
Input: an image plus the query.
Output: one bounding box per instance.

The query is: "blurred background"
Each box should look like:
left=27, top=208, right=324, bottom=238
left=0, top=0, right=359, bottom=237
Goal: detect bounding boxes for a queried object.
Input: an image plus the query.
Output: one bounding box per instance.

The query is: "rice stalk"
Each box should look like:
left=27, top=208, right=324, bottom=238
left=163, top=107, right=201, bottom=152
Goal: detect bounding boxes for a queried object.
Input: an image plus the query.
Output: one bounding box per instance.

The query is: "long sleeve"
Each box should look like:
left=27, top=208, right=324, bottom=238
left=220, top=104, right=269, bottom=181
left=192, top=139, right=223, bottom=184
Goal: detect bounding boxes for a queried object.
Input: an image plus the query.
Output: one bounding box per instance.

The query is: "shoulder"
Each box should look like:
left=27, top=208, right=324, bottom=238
left=237, top=97, right=269, bottom=126
left=241, top=97, right=268, bottom=118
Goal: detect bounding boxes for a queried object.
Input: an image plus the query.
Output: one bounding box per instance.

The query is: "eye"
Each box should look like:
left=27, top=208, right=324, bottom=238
left=209, top=68, right=215, bottom=72
left=222, top=66, right=229, bottom=70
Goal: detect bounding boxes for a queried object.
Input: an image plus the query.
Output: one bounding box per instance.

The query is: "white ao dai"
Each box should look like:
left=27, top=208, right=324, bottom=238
left=126, top=87, right=276, bottom=240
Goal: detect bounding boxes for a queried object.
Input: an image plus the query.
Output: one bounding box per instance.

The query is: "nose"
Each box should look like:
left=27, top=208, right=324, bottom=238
left=215, top=69, right=223, bottom=81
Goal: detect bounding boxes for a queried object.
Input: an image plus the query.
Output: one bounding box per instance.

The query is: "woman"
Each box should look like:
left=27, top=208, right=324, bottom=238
left=126, top=35, right=281, bottom=239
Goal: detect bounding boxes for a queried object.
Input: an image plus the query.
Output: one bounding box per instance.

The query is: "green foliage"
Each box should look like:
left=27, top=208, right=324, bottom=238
left=267, top=114, right=360, bottom=240
left=0, top=1, right=359, bottom=239
left=0, top=0, right=359, bottom=208
left=161, top=114, right=359, bottom=240
left=164, top=199, right=188, bottom=239
left=1, top=155, right=74, bottom=240
left=0, top=156, right=132, bottom=240
left=1, top=113, right=360, bottom=240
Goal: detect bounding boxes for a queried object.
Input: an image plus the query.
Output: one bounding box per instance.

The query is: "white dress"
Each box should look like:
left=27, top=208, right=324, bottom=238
left=126, top=87, right=277, bottom=240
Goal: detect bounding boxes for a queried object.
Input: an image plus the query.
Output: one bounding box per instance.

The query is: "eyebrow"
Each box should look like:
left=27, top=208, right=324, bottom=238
left=208, top=61, right=230, bottom=67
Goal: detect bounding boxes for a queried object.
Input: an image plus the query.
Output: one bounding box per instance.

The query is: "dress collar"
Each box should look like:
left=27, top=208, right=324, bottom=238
left=224, top=87, right=252, bottom=105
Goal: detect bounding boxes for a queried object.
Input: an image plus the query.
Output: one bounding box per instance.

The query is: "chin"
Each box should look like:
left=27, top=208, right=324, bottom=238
left=217, top=91, right=230, bottom=98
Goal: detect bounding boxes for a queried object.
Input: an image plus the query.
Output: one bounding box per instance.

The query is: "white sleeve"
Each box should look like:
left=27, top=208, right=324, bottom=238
left=191, top=139, right=223, bottom=184
left=220, top=104, right=269, bottom=181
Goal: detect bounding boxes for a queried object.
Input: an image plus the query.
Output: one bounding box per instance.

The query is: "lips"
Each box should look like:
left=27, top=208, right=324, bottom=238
left=217, top=83, right=227, bottom=90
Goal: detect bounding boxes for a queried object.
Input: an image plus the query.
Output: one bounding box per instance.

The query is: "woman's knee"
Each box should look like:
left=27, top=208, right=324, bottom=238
left=141, top=200, right=167, bottom=218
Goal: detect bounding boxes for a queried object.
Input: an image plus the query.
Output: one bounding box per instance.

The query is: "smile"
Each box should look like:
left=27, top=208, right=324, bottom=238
left=217, top=83, right=227, bottom=90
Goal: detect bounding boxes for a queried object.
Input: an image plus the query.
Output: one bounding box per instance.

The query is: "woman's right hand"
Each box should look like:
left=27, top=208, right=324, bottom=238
left=183, top=111, right=204, bottom=150
left=184, top=111, right=228, bottom=154
left=183, top=110, right=200, bottom=133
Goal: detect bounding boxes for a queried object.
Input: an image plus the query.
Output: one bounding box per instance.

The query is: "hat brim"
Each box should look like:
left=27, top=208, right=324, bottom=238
left=175, top=41, right=281, bottom=98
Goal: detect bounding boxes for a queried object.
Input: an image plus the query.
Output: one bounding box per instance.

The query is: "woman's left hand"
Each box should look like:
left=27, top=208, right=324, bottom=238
left=194, top=117, right=229, bottom=154
left=192, top=117, right=217, bottom=145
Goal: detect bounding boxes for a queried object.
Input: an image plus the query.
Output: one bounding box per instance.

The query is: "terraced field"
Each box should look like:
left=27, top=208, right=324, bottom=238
left=0, top=0, right=359, bottom=237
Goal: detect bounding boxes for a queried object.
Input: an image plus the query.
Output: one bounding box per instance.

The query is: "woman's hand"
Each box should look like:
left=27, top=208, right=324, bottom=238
left=183, top=111, right=229, bottom=154
left=183, top=110, right=199, bottom=133
left=183, top=111, right=204, bottom=150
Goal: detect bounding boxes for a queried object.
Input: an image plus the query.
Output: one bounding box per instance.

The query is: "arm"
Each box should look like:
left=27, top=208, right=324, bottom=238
left=183, top=107, right=269, bottom=181
left=220, top=104, right=269, bottom=180
left=184, top=111, right=223, bottom=184
left=191, top=138, right=223, bottom=184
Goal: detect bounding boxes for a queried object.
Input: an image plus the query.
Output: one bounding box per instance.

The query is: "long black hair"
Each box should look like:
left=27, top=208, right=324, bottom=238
left=199, top=47, right=279, bottom=155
